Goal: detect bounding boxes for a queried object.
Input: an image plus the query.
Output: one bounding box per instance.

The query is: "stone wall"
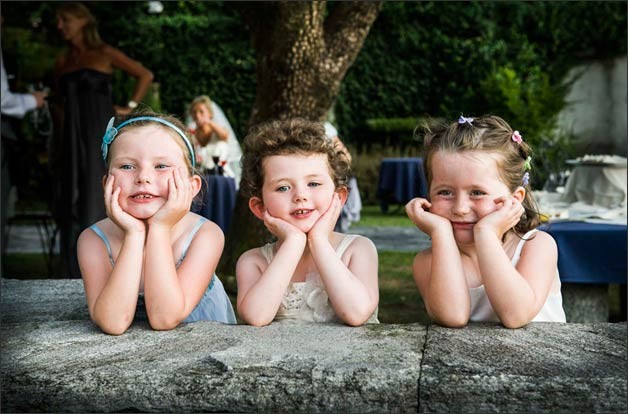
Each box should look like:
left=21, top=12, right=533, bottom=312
left=1, top=279, right=626, bottom=413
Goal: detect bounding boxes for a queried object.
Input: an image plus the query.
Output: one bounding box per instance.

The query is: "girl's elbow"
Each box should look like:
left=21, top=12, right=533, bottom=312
left=96, top=319, right=131, bottom=336
left=431, top=309, right=469, bottom=328
left=144, top=70, right=155, bottom=82
left=436, top=316, right=469, bottom=328
left=148, top=316, right=182, bottom=331
left=92, top=310, right=133, bottom=335
left=240, top=315, right=273, bottom=327
left=341, top=304, right=376, bottom=327
left=247, top=318, right=272, bottom=327
left=500, top=313, right=531, bottom=329
left=241, top=311, right=273, bottom=327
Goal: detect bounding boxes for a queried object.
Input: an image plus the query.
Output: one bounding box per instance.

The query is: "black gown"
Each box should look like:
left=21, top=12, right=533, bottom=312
left=53, top=69, right=113, bottom=278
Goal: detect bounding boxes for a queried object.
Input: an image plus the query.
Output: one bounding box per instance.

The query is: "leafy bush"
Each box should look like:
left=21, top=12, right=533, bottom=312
left=1, top=1, right=625, bottom=199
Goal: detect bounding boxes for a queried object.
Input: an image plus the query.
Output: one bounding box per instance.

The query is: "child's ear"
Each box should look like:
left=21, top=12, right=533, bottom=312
left=248, top=196, right=266, bottom=220
left=336, top=186, right=349, bottom=206
left=190, top=174, right=202, bottom=197
left=513, top=186, right=526, bottom=203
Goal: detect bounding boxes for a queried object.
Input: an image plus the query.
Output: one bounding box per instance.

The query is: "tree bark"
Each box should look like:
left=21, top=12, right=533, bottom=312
left=219, top=1, right=381, bottom=277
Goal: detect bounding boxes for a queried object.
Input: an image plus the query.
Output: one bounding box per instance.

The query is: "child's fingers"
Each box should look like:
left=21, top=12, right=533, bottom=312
left=110, top=187, right=123, bottom=216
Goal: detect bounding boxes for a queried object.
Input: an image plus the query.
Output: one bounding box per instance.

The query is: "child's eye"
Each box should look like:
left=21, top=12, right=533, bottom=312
left=308, top=182, right=321, bottom=187
left=436, top=189, right=452, bottom=196
left=470, top=190, right=486, bottom=197
left=276, top=185, right=290, bottom=192
left=155, top=164, right=170, bottom=170
left=120, top=164, right=134, bottom=170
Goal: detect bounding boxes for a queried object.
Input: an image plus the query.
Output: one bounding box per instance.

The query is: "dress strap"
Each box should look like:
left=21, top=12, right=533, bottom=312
left=177, top=217, right=208, bottom=267
left=260, top=243, right=275, bottom=264
left=89, top=224, right=115, bottom=267
left=335, top=234, right=359, bottom=257
left=511, top=228, right=539, bottom=265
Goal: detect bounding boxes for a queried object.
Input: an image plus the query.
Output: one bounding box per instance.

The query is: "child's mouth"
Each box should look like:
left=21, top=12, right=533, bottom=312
left=131, top=193, right=157, bottom=202
left=291, top=209, right=313, bottom=218
left=452, top=221, right=475, bottom=230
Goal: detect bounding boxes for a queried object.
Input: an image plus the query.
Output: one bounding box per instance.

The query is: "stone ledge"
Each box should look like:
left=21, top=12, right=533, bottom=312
left=1, top=279, right=626, bottom=413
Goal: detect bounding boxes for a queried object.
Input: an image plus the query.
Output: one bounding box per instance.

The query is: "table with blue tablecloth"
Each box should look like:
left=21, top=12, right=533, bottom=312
left=541, top=221, right=626, bottom=284
left=541, top=220, right=627, bottom=322
left=192, top=174, right=237, bottom=234
left=377, top=157, right=428, bottom=212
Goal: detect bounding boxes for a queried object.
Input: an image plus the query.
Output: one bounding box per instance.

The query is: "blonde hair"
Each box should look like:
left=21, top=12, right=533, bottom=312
left=240, top=118, right=350, bottom=199
left=106, top=111, right=197, bottom=176
left=421, top=115, right=540, bottom=234
left=189, top=95, right=214, bottom=118
left=57, top=2, right=103, bottom=49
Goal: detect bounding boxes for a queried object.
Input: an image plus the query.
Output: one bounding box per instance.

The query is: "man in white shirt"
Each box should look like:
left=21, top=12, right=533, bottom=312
left=1, top=50, right=48, bottom=250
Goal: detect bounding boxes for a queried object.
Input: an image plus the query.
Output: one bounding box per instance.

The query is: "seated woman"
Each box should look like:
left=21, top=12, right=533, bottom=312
left=325, top=122, right=362, bottom=232
left=188, top=95, right=243, bottom=186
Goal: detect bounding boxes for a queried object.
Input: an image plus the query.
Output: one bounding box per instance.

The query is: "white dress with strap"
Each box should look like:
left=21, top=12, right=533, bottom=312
left=469, top=229, right=566, bottom=323
left=260, top=234, right=379, bottom=324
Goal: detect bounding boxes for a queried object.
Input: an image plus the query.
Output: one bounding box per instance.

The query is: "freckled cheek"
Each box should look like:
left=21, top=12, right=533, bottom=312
left=429, top=200, right=448, bottom=216
left=477, top=200, right=499, bottom=216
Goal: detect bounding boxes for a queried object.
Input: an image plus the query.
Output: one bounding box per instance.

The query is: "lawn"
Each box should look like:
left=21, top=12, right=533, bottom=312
left=354, top=204, right=415, bottom=227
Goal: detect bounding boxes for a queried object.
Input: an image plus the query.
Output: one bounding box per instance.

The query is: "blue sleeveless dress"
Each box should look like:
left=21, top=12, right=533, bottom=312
left=89, top=217, right=236, bottom=324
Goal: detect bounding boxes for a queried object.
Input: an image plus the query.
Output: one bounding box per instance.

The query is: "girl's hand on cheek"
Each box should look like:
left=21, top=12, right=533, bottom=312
left=104, top=175, right=145, bottom=235
left=405, top=197, right=451, bottom=236
left=475, top=196, right=524, bottom=238
left=263, top=210, right=305, bottom=244
left=308, top=193, right=341, bottom=242
left=149, top=168, right=192, bottom=229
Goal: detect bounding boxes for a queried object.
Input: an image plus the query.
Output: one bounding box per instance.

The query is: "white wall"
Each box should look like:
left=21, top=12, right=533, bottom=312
left=557, top=56, right=627, bottom=156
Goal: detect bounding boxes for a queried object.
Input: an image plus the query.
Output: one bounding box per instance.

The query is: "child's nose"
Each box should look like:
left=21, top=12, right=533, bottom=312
left=135, top=168, right=152, bottom=184
left=452, top=197, right=470, bottom=215
left=293, top=188, right=308, bottom=203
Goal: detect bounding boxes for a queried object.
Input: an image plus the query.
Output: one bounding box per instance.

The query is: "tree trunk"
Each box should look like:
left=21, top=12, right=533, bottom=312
left=219, top=1, right=382, bottom=277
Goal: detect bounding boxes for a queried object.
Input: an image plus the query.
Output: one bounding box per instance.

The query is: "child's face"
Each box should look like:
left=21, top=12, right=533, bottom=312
left=255, top=153, right=337, bottom=233
left=428, top=151, right=522, bottom=246
left=106, top=125, right=196, bottom=219
left=190, top=103, right=212, bottom=126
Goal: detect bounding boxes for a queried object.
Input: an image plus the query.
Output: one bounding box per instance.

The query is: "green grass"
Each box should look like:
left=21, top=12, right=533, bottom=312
left=355, top=204, right=415, bottom=227
left=377, top=251, right=429, bottom=323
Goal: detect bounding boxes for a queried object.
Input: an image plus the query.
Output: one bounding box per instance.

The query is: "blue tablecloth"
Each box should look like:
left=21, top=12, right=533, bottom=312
left=541, top=221, right=627, bottom=284
left=377, top=157, right=428, bottom=212
left=192, top=174, right=237, bottom=234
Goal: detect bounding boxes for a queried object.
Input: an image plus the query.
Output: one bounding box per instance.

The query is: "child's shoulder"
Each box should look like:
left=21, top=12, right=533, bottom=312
left=336, top=233, right=377, bottom=255
left=78, top=218, right=116, bottom=241
left=235, top=245, right=269, bottom=275
left=521, top=229, right=557, bottom=251
left=178, top=212, right=225, bottom=248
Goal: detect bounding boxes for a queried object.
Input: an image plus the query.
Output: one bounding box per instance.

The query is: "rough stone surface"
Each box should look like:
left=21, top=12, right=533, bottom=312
left=420, top=324, right=627, bottom=413
left=1, top=279, right=626, bottom=413
left=562, top=283, right=609, bottom=323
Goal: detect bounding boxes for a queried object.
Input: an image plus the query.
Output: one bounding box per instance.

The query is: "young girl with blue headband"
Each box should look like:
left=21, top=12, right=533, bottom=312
left=77, top=111, right=236, bottom=335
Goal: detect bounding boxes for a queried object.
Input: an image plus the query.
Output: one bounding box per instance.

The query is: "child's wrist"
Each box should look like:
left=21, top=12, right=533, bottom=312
left=123, top=229, right=146, bottom=242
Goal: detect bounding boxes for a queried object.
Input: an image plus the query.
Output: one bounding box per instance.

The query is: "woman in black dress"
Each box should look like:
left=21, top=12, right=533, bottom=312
left=51, top=2, right=153, bottom=278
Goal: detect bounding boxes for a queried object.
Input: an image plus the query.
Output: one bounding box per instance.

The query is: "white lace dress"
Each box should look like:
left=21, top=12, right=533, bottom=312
left=260, top=234, right=379, bottom=324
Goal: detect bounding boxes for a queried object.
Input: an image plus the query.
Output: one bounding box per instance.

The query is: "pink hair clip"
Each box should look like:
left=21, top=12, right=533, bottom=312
left=512, top=130, right=523, bottom=144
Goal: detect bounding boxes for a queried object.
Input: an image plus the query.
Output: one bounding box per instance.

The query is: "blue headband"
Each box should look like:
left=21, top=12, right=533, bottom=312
left=101, top=116, right=196, bottom=169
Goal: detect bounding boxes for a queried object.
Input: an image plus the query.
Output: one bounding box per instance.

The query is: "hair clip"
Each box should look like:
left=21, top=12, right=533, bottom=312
left=522, top=172, right=530, bottom=186
left=524, top=156, right=532, bottom=171
left=512, top=130, right=523, bottom=144
left=458, top=115, right=474, bottom=126
left=101, top=117, right=118, bottom=162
